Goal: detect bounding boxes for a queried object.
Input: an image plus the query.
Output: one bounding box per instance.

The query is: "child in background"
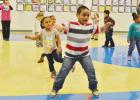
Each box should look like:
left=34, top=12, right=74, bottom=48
left=103, top=10, right=115, bottom=47
left=127, top=13, right=140, bottom=61
left=0, top=0, right=13, bottom=41
left=37, top=15, right=62, bottom=63
left=91, top=12, right=99, bottom=40
left=25, top=16, right=63, bottom=79
left=38, top=15, right=76, bottom=72
left=50, top=5, right=111, bottom=98
left=34, top=11, right=44, bottom=47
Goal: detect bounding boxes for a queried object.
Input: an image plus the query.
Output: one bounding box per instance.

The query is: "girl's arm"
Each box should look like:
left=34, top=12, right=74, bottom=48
left=127, top=24, right=133, bottom=43
left=55, top=33, right=62, bottom=54
left=25, top=34, right=40, bottom=40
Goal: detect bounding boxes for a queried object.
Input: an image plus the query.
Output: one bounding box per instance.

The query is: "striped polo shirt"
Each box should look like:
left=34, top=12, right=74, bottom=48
left=64, top=21, right=99, bottom=57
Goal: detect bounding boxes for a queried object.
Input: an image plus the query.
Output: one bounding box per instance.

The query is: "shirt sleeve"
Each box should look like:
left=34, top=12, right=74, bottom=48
left=127, top=24, right=133, bottom=40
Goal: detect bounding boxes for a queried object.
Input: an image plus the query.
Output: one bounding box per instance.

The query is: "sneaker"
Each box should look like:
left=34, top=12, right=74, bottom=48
left=50, top=90, right=58, bottom=98
left=3, top=38, right=9, bottom=41
left=94, top=38, right=98, bottom=40
left=91, top=38, right=94, bottom=40
left=37, top=59, right=44, bottom=63
left=91, top=89, right=99, bottom=98
left=51, top=71, right=56, bottom=79
left=128, top=56, right=131, bottom=61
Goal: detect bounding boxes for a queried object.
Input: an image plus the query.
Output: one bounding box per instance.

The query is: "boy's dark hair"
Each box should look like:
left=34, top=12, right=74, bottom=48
left=132, top=12, right=138, bottom=21
left=77, top=5, right=89, bottom=14
left=104, top=10, right=110, bottom=15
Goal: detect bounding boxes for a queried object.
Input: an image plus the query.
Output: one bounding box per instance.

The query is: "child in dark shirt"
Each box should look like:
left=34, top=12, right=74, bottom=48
left=103, top=10, right=115, bottom=47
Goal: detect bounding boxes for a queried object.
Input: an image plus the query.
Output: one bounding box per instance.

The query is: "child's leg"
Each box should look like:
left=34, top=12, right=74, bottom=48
left=128, top=40, right=136, bottom=56
left=46, top=54, right=55, bottom=72
left=78, top=55, right=98, bottom=91
left=38, top=53, right=46, bottom=63
left=104, top=32, right=109, bottom=47
left=108, top=29, right=115, bottom=47
left=6, top=21, right=11, bottom=40
left=46, top=54, right=56, bottom=78
left=52, top=50, right=76, bottom=72
left=52, top=57, right=76, bottom=91
left=52, top=49, right=63, bottom=63
left=136, top=40, right=140, bottom=56
left=1, top=21, right=7, bottom=40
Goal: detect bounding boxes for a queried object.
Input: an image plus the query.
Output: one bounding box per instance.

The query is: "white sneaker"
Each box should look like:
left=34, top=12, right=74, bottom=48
left=128, top=56, right=131, bottom=61
left=91, top=89, right=99, bottom=98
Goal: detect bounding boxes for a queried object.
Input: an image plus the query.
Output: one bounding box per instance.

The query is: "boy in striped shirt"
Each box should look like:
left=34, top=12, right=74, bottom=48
left=50, top=5, right=110, bottom=98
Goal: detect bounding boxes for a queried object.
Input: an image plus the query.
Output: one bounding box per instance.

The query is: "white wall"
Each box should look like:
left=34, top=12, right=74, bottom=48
left=1, top=1, right=134, bottom=31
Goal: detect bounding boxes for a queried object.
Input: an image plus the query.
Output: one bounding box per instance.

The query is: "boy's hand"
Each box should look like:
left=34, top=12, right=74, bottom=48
left=55, top=24, right=64, bottom=32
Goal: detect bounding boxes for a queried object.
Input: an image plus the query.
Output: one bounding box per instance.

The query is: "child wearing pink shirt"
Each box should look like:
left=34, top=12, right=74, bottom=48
left=0, top=0, right=13, bottom=41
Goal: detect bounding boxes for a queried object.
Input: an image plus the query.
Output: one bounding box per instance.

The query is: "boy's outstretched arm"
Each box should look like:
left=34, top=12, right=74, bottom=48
left=25, top=34, right=40, bottom=40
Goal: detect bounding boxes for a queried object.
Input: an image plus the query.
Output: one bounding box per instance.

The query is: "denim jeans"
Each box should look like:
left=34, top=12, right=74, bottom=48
left=52, top=55, right=98, bottom=91
left=41, top=49, right=63, bottom=72
left=128, top=39, right=140, bottom=56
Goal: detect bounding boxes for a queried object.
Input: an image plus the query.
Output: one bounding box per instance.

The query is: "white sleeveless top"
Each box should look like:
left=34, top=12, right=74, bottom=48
left=40, top=29, right=58, bottom=54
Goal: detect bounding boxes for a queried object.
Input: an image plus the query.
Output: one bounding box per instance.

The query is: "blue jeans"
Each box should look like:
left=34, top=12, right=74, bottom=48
left=52, top=55, right=98, bottom=91
left=128, top=39, right=140, bottom=56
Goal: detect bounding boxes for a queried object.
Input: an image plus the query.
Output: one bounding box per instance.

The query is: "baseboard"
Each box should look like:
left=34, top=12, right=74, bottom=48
left=0, top=30, right=32, bottom=32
